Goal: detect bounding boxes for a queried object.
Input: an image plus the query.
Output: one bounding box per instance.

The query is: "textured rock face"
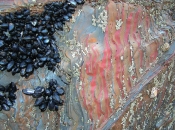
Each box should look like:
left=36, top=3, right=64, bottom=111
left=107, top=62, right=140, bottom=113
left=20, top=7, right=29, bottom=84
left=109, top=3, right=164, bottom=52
left=0, top=0, right=175, bottom=130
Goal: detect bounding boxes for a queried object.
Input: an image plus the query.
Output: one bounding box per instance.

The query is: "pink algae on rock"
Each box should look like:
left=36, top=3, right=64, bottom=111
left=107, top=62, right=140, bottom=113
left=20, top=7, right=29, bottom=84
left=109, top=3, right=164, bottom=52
left=78, top=0, right=174, bottom=129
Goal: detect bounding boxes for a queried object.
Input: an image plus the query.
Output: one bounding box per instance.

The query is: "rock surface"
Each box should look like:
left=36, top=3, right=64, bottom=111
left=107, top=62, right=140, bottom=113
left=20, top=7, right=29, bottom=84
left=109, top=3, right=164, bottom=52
left=0, top=0, right=175, bottom=130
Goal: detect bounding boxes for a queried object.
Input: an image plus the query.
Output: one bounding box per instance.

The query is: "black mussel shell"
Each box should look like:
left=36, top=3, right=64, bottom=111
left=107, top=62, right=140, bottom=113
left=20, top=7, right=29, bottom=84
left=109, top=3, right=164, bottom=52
left=20, top=61, right=27, bottom=68
left=26, top=64, right=34, bottom=74
left=0, top=85, right=5, bottom=92
left=26, top=44, right=32, bottom=50
left=39, top=102, right=48, bottom=112
left=0, top=91, right=4, bottom=98
left=25, top=73, right=30, bottom=78
left=55, top=58, right=61, bottom=63
left=58, top=99, right=64, bottom=106
left=2, top=103, right=10, bottom=111
left=68, top=7, right=75, bottom=13
left=50, top=59, right=57, bottom=66
left=53, top=92, right=60, bottom=104
left=27, top=52, right=31, bottom=56
left=34, top=86, right=45, bottom=94
left=0, top=60, right=8, bottom=66
left=26, top=58, right=32, bottom=63
left=9, top=23, right=14, bottom=32
left=34, top=96, right=44, bottom=106
left=25, top=24, right=32, bottom=30
left=7, top=61, right=15, bottom=71
left=21, top=55, right=27, bottom=60
left=32, top=93, right=42, bottom=98
left=16, top=14, right=23, bottom=19
left=49, top=79, right=57, bottom=87
left=32, top=27, right=38, bottom=32
left=5, top=84, right=10, bottom=91
left=14, top=67, right=20, bottom=73
left=67, top=13, right=72, bottom=18
left=19, top=46, right=27, bottom=54
left=33, top=61, right=39, bottom=69
left=11, top=52, right=17, bottom=59
left=10, top=82, right=17, bottom=92
left=48, top=100, right=55, bottom=111
left=8, top=92, right=17, bottom=99
left=0, top=66, right=6, bottom=71
left=20, top=68, right=26, bottom=77
left=44, top=15, right=50, bottom=21
left=45, top=88, right=53, bottom=96
left=31, top=49, right=37, bottom=56
left=67, top=0, right=77, bottom=7
left=23, top=9, right=30, bottom=16
left=12, top=67, right=16, bottom=75
left=54, top=22, right=63, bottom=30
left=56, top=87, right=65, bottom=95
left=11, top=43, right=19, bottom=51
left=3, top=99, right=13, bottom=106
left=43, top=39, right=50, bottom=44
left=22, top=88, right=34, bottom=95
left=63, top=15, right=70, bottom=21
left=39, top=57, right=47, bottom=62
left=75, top=0, right=84, bottom=4
left=41, top=29, right=48, bottom=35
left=0, top=23, right=8, bottom=29
left=23, top=36, right=33, bottom=42
left=38, top=61, right=44, bottom=67
left=0, top=40, right=5, bottom=48
left=0, top=51, right=6, bottom=57
left=55, top=105, right=59, bottom=111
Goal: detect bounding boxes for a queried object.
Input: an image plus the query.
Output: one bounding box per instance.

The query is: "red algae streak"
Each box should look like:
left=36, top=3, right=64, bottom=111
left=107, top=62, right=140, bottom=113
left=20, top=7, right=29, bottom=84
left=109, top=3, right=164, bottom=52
left=81, top=33, right=112, bottom=121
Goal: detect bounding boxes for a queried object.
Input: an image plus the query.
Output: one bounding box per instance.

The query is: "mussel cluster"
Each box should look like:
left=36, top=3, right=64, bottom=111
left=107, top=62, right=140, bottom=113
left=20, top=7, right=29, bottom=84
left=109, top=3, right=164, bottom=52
left=0, top=0, right=84, bottom=78
left=22, top=79, right=65, bottom=112
left=0, top=82, right=17, bottom=111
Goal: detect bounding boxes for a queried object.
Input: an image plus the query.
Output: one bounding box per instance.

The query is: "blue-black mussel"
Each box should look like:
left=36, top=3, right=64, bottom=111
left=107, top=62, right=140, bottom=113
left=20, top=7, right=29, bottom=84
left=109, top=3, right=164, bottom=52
left=22, top=79, right=65, bottom=112
left=0, top=0, right=85, bottom=78
left=0, top=82, right=17, bottom=111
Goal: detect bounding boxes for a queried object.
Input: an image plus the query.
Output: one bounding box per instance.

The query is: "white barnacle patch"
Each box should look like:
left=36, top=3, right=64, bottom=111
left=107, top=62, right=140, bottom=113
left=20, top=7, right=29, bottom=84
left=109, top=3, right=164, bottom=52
left=119, top=95, right=126, bottom=106
left=123, top=86, right=128, bottom=97
left=161, top=42, right=170, bottom=52
left=168, top=59, right=174, bottom=70
left=168, top=70, right=172, bottom=81
left=92, top=15, right=96, bottom=26
left=146, top=90, right=150, bottom=95
left=153, top=76, right=159, bottom=86
left=153, top=72, right=166, bottom=88
left=150, top=87, right=158, bottom=98
left=139, top=67, right=144, bottom=74
left=128, top=61, right=135, bottom=77
left=95, top=120, right=100, bottom=128
left=66, top=31, right=89, bottom=60
left=109, top=84, right=115, bottom=109
left=129, top=101, right=136, bottom=123
left=77, top=9, right=82, bottom=16
left=120, top=55, right=124, bottom=60
left=69, top=45, right=74, bottom=50
left=138, top=25, right=142, bottom=28
left=71, top=51, right=77, bottom=58
left=91, top=7, right=108, bottom=32
left=115, top=19, right=123, bottom=30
